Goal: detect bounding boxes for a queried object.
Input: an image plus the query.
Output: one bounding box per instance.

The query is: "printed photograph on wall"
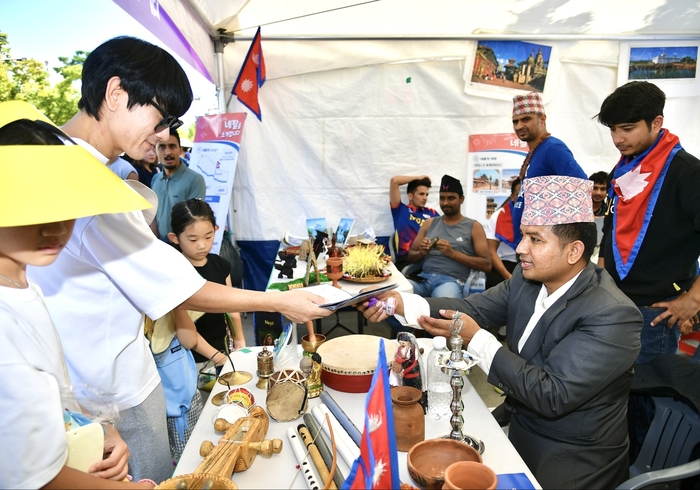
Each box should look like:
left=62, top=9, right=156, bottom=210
left=618, top=41, right=699, bottom=97
left=471, top=40, right=552, bottom=92
left=627, top=45, right=697, bottom=80
left=463, top=40, right=558, bottom=101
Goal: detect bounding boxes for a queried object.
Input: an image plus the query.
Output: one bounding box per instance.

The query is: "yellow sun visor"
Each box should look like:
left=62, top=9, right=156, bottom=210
left=0, top=101, right=152, bottom=227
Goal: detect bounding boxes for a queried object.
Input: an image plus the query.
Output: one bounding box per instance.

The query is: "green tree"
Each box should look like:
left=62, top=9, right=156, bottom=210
left=35, top=51, right=87, bottom=125
left=0, top=32, right=49, bottom=102
left=0, top=31, right=86, bottom=125
left=186, top=121, right=196, bottom=142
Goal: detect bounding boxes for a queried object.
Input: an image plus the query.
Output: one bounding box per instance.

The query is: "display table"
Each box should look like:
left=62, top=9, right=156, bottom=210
left=174, top=341, right=540, bottom=489
left=267, top=257, right=413, bottom=335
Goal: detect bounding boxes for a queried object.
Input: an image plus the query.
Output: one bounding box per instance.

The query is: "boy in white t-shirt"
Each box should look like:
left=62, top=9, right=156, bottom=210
left=0, top=101, right=154, bottom=488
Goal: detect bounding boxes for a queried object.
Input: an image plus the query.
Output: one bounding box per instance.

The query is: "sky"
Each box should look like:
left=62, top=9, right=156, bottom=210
left=0, top=0, right=218, bottom=127
left=479, top=40, right=552, bottom=69
left=629, top=46, right=698, bottom=62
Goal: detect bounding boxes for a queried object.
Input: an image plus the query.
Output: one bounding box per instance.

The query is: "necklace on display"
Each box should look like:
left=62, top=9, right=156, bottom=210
left=0, top=273, right=24, bottom=288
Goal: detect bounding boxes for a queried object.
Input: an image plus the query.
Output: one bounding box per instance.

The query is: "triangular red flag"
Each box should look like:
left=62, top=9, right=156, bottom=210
left=232, top=26, right=266, bottom=121
left=342, top=339, right=400, bottom=489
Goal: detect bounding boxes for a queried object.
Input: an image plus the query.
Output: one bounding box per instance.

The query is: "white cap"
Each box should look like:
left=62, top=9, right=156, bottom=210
left=433, top=336, right=447, bottom=350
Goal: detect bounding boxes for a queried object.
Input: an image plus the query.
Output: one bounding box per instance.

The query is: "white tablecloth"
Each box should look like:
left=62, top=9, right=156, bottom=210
left=174, top=341, right=540, bottom=489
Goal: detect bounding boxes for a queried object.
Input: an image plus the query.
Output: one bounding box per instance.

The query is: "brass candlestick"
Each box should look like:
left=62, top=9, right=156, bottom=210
left=437, top=311, right=485, bottom=454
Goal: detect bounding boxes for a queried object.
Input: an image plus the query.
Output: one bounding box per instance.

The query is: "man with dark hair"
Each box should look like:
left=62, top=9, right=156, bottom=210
left=403, top=174, right=490, bottom=298
left=510, top=91, right=587, bottom=244
left=390, top=174, right=439, bottom=270
left=588, top=171, right=608, bottom=216
left=361, top=175, right=642, bottom=488
left=152, top=128, right=206, bottom=241
left=29, top=36, right=330, bottom=483
left=596, top=81, right=700, bottom=363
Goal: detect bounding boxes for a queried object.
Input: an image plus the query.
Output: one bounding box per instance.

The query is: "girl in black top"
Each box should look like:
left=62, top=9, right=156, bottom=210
left=168, top=199, right=245, bottom=364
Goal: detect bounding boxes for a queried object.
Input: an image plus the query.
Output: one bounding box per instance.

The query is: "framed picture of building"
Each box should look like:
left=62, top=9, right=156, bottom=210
left=463, top=40, right=559, bottom=101
left=618, top=40, right=699, bottom=97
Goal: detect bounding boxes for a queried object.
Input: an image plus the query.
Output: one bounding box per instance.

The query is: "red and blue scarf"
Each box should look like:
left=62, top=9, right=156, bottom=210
left=609, top=129, right=682, bottom=279
left=495, top=200, right=518, bottom=250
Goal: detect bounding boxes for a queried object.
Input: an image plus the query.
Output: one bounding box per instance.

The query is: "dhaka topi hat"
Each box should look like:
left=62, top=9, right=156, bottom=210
left=440, top=174, right=463, bottom=196
left=513, top=91, right=545, bottom=117
left=521, top=175, right=594, bottom=226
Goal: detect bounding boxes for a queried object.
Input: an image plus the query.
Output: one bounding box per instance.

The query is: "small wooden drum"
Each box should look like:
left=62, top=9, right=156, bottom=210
left=316, top=335, right=398, bottom=393
left=265, top=369, right=308, bottom=422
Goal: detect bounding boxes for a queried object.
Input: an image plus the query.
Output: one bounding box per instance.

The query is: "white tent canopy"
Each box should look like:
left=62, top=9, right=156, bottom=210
left=132, top=0, right=700, bottom=289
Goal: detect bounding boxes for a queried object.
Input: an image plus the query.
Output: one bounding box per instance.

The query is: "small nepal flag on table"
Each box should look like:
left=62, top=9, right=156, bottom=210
left=232, top=26, right=266, bottom=121
left=342, top=339, right=400, bottom=490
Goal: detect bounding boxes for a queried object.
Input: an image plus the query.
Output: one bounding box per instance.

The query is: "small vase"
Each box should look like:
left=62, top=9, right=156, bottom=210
left=391, top=386, right=425, bottom=452
left=325, top=257, right=343, bottom=288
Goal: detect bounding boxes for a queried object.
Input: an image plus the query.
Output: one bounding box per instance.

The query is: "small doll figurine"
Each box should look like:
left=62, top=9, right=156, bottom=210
left=312, top=230, right=328, bottom=258
left=274, top=251, right=297, bottom=278
left=391, top=331, right=424, bottom=391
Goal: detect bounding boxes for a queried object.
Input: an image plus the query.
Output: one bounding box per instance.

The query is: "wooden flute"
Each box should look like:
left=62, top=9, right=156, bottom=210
left=298, top=424, right=338, bottom=490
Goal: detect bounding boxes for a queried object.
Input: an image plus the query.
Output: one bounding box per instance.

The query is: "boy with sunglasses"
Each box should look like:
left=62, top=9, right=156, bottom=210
left=29, top=36, right=331, bottom=483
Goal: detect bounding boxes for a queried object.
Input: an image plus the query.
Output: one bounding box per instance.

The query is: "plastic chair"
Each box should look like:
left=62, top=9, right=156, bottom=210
left=387, top=231, right=398, bottom=263
left=616, top=395, right=700, bottom=489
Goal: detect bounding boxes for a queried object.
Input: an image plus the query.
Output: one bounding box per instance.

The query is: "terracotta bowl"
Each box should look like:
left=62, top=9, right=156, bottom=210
left=443, top=461, right=497, bottom=490
left=406, top=438, right=482, bottom=490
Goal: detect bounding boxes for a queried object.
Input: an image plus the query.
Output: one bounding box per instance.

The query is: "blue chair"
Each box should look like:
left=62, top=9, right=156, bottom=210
left=617, top=396, right=700, bottom=489
left=616, top=354, right=700, bottom=490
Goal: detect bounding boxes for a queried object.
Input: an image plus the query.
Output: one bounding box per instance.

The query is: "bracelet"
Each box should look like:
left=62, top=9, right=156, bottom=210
left=138, top=478, right=157, bottom=487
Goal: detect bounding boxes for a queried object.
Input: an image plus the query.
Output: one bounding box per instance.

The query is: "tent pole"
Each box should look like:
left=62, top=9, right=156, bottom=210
left=214, top=38, right=227, bottom=114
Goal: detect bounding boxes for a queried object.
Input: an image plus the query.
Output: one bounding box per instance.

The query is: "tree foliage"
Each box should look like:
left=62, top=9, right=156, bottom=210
left=0, top=31, right=87, bottom=125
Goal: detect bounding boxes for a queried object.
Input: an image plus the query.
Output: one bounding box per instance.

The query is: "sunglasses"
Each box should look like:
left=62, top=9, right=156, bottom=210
left=147, top=99, right=184, bottom=133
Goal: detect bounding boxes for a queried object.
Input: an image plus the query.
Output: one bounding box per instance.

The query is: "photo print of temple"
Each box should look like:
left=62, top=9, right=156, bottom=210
left=472, top=40, right=552, bottom=92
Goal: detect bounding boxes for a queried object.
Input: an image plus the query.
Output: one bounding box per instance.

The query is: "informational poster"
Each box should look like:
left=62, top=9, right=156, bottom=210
left=190, top=113, right=247, bottom=254
left=465, top=133, right=528, bottom=223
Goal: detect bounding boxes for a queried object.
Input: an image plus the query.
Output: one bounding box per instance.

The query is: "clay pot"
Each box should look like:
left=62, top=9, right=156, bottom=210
left=442, top=461, right=498, bottom=490
left=391, top=386, right=425, bottom=452
left=325, top=257, right=343, bottom=288
left=407, top=438, right=482, bottom=490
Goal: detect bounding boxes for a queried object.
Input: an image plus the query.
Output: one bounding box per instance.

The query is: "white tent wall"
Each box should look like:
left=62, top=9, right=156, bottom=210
left=226, top=38, right=700, bottom=245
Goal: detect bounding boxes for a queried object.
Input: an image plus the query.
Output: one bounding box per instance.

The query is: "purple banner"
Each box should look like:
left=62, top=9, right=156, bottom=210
left=113, top=0, right=213, bottom=82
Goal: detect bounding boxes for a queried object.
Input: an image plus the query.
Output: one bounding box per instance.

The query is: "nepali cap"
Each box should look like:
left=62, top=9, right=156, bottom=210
left=521, top=175, right=594, bottom=226
left=512, top=91, right=545, bottom=117
left=440, top=174, right=463, bottom=196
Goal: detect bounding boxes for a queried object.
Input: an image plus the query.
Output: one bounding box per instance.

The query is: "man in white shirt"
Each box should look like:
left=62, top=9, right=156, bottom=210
left=360, top=175, right=642, bottom=488
left=29, top=36, right=331, bottom=483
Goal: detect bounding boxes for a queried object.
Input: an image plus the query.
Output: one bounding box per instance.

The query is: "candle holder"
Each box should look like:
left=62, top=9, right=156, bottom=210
left=436, top=311, right=485, bottom=455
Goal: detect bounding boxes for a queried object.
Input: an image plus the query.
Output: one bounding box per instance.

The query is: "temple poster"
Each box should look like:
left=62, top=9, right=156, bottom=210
left=465, top=133, right=528, bottom=224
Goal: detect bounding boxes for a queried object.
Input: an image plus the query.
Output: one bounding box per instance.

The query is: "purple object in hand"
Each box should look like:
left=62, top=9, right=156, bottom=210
left=367, top=297, right=381, bottom=308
